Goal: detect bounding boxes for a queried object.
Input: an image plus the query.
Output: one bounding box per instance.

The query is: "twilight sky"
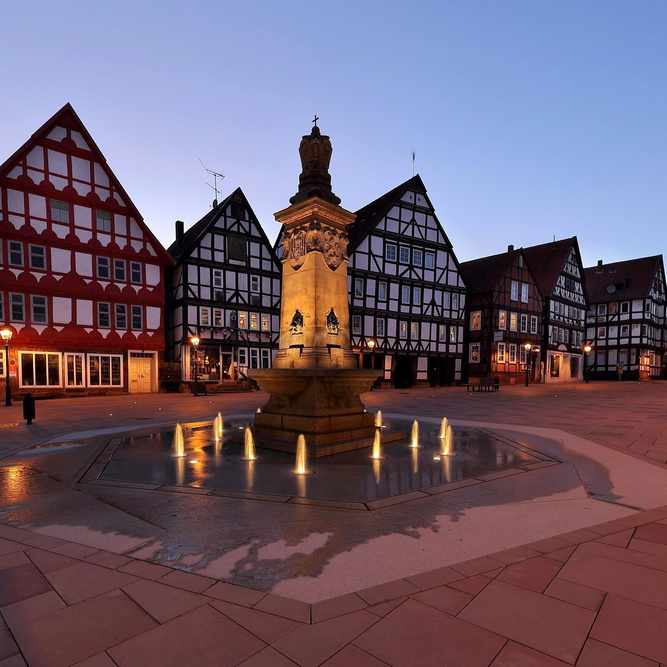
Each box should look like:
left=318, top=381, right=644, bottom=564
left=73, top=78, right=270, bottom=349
left=2, top=1, right=665, bottom=267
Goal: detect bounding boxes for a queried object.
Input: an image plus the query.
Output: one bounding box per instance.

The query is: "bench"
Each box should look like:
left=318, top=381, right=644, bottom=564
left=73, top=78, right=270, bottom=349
left=466, top=377, right=499, bottom=392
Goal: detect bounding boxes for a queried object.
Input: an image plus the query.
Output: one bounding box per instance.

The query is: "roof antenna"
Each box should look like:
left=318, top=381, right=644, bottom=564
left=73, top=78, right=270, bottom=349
left=412, top=151, right=416, bottom=177
left=198, top=157, right=225, bottom=208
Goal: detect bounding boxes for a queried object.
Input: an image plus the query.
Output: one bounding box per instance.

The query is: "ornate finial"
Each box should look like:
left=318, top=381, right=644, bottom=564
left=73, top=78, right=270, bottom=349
left=289, top=118, right=340, bottom=206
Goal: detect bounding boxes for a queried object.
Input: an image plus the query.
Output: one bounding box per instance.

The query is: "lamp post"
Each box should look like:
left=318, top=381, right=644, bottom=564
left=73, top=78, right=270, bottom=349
left=583, top=344, right=592, bottom=383
left=1, top=328, right=12, bottom=407
left=524, top=343, right=532, bottom=387
left=191, top=336, right=200, bottom=396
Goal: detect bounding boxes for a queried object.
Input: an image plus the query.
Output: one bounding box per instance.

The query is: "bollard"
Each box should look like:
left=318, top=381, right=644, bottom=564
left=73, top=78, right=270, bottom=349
left=23, top=393, right=36, bottom=425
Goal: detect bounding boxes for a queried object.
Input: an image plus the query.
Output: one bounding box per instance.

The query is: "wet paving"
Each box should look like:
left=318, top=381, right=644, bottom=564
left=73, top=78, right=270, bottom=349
left=98, top=417, right=546, bottom=503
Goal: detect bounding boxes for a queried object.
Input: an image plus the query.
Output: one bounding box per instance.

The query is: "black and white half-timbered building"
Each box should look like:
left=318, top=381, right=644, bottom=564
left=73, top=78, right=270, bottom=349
left=346, top=175, right=467, bottom=387
left=165, top=188, right=281, bottom=388
left=584, top=256, right=666, bottom=381
left=523, top=237, right=588, bottom=383
left=460, top=246, right=544, bottom=384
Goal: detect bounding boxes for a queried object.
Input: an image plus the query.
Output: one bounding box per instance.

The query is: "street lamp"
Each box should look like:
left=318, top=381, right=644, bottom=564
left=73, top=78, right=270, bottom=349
left=524, top=343, right=532, bottom=387
left=190, top=336, right=200, bottom=396
left=583, top=344, right=592, bottom=383
left=1, top=328, right=12, bottom=407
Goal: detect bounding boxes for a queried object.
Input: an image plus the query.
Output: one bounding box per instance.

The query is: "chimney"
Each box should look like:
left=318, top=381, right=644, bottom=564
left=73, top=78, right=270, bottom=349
left=175, top=220, right=184, bottom=246
left=508, top=244, right=514, bottom=252
left=596, top=259, right=603, bottom=274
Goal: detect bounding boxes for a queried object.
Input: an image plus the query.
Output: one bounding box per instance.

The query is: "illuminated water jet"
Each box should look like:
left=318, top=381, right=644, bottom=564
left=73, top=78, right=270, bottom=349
left=441, top=424, right=456, bottom=456
left=410, top=420, right=420, bottom=448
left=294, top=434, right=313, bottom=474
left=370, top=429, right=385, bottom=460
left=375, top=410, right=382, bottom=428
left=242, top=427, right=257, bottom=461
left=171, top=424, right=186, bottom=457
left=438, top=416, right=449, bottom=439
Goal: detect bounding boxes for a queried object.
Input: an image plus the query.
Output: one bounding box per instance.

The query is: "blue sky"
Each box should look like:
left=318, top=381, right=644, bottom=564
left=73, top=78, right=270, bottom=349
left=2, top=1, right=665, bottom=266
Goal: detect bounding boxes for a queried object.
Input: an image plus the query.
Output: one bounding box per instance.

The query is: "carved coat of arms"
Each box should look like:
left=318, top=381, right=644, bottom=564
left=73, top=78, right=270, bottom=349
left=323, top=230, right=341, bottom=270
left=289, top=231, right=306, bottom=268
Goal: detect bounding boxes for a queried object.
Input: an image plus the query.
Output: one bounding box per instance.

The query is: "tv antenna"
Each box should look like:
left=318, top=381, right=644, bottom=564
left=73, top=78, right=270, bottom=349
left=198, top=157, right=225, bottom=207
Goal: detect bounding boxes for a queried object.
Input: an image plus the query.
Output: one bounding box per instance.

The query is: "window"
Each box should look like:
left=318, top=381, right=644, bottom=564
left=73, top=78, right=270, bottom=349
left=598, top=327, right=606, bottom=339
left=497, top=342, right=506, bottom=363
left=50, top=199, right=69, bottom=223
left=596, top=351, right=606, bottom=367
left=0, top=293, right=3, bottom=321
left=97, top=302, right=110, bottom=328
left=250, top=276, right=260, bottom=293
left=130, top=262, right=142, bottom=284
left=65, top=353, right=84, bottom=387
left=200, top=308, right=210, bottom=326
left=509, top=344, right=517, bottom=363
left=452, top=293, right=459, bottom=313
left=450, top=326, right=456, bottom=343
left=511, top=281, right=518, bottom=301
left=376, top=319, right=385, bottom=337
left=261, top=314, right=269, bottom=331
left=227, top=236, right=247, bottom=262
left=598, top=304, right=607, bottom=316
left=470, top=311, right=481, bottom=330
left=30, top=295, right=47, bottom=324
left=499, top=310, right=507, bottom=330
left=520, top=347, right=527, bottom=364
left=96, top=210, right=111, bottom=232
left=250, top=349, right=259, bottom=369
left=249, top=313, right=259, bottom=330
left=412, top=249, right=423, bottom=267
left=518, top=255, right=523, bottom=268
left=131, top=305, right=143, bottom=330
left=469, top=343, right=480, bottom=363
left=401, top=286, right=410, bottom=303
left=620, top=324, right=629, bottom=337
left=521, top=284, right=529, bottom=303
left=20, top=352, right=61, bottom=387
left=213, top=309, right=223, bottom=327
left=10, top=294, right=24, bottom=322
left=213, top=270, right=223, bottom=288
left=238, top=348, right=247, bottom=369
left=378, top=281, right=387, bottom=301
left=439, top=324, right=446, bottom=342
left=410, top=322, right=418, bottom=340
left=413, top=287, right=421, bottom=306
left=620, top=302, right=630, bottom=314
left=530, top=315, right=538, bottom=334
left=399, top=321, right=407, bottom=339
left=29, top=245, right=46, bottom=270
left=352, top=315, right=361, bottom=335
left=261, top=349, right=270, bottom=369
left=520, top=314, right=528, bottom=333
left=238, top=311, right=248, bottom=329
left=96, top=257, right=110, bottom=280
left=114, top=259, right=126, bottom=282
left=8, top=241, right=23, bottom=267
left=425, top=252, right=435, bottom=269
left=385, top=244, right=397, bottom=261
left=354, top=278, right=364, bottom=297
left=399, top=247, right=410, bottom=263
left=88, top=354, right=122, bottom=387
left=115, top=304, right=127, bottom=329
left=510, top=312, right=518, bottom=332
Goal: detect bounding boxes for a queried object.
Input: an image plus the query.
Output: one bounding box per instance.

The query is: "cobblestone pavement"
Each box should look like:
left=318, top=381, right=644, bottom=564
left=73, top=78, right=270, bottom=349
left=1, top=382, right=666, bottom=665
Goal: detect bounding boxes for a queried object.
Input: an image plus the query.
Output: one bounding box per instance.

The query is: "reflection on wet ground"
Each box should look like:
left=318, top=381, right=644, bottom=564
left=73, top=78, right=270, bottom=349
left=99, top=417, right=550, bottom=503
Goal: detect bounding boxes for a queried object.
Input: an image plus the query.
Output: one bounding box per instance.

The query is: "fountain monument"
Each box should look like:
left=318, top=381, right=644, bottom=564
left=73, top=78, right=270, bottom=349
left=251, top=120, right=380, bottom=456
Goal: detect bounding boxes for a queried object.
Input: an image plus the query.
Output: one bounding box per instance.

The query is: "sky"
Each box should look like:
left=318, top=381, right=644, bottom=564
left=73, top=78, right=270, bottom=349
left=1, top=1, right=665, bottom=266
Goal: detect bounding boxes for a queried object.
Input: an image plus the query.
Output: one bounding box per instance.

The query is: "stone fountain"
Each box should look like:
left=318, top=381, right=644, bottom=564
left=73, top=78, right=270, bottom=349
left=251, top=121, right=380, bottom=457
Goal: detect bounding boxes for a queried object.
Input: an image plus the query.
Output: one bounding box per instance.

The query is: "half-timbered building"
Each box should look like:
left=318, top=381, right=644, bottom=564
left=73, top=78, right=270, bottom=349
left=523, top=237, right=588, bottom=382
left=165, top=188, right=281, bottom=388
left=460, top=246, right=544, bottom=384
left=346, top=175, right=467, bottom=387
left=583, top=256, right=666, bottom=381
left=0, top=104, right=172, bottom=397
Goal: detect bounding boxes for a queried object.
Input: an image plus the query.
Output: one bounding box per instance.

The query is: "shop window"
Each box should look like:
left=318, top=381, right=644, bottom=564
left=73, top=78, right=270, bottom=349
left=20, top=352, right=61, bottom=387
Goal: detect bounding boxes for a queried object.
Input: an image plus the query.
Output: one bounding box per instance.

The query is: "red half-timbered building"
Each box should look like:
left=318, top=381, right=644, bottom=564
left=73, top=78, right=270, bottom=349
left=0, top=104, right=173, bottom=397
left=461, top=246, right=544, bottom=384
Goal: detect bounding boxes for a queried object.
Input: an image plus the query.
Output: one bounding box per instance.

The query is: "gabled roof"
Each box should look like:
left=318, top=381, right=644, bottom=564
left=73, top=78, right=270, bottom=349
left=168, top=187, right=279, bottom=268
left=0, top=103, right=173, bottom=265
left=460, top=249, right=522, bottom=293
left=584, top=255, right=664, bottom=303
left=349, top=175, right=438, bottom=252
left=522, top=237, right=581, bottom=297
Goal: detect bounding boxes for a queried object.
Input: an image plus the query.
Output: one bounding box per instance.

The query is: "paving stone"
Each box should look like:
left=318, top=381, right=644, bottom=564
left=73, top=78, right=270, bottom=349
left=204, top=580, right=267, bottom=607
left=1, top=590, right=66, bottom=630
left=46, top=562, right=139, bottom=605
left=355, top=578, right=420, bottom=607
left=595, top=528, right=635, bottom=547
left=365, top=597, right=406, bottom=617
left=590, top=594, right=667, bottom=664
left=628, top=538, right=667, bottom=559
left=271, top=609, right=378, bottom=667
left=634, top=522, right=667, bottom=546
left=0, top=540, right=26, bottom=558
left=237, top=647, right=298, bottom=666
left=411, top=585, right=473, bottom=615
left=490, top=640, right=570, bottom=666
left=489, top=545, right=542, bottom=565
left=543, top=577, right=605, bottom=611
left=83, top=551, right=132, bottom=570
left=0, top=654, right=27, bottom=666
left=458, top=580, right=595, bottom=663
left=156, top=569, right=216, bottom=593
left=404, top=565, right=462, bottom=591
left=209, top=599, right=301, bottom=644
left=353, top=598, right=505, bottom=666
left=447, top=574, right=492, bottom=595
left=320, top=644, right=388, bottom=666
left=450, top=555, right=505, bottom=577
left=12, top=589, right=157, bottom=667
left=495, top=556, right=563, bottom=593
left=50, top=543, right=99, bottom=560
left=577, top=638, right=659, bottom=667
left=0, top=617, right=19, bottom=661
left=0, top=562, right=53, bottom=608
left=117, top=560, right=172, bottom=581
left=107, top=604, right=265, bottom=667
left=121, top=579, right=209, bottom=623
left=311, top=592, right=368, bottom=623
left=72, top=653, right=118, bottom=666
left=0, top=552, right=29, bottom=572
left=253, top=592, right=311, bottom=623
left=25, top=548, right=79, bottom=574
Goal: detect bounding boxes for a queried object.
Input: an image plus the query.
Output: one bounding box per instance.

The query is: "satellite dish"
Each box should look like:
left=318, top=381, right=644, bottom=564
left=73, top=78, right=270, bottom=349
left=607, top=283, right=616, bottom=293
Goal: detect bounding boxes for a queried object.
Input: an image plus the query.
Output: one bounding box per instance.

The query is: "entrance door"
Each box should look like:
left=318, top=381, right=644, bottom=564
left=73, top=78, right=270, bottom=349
left=394, top=357, right=414, bottom=388
left=129, top=357, right=153, bottom=393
